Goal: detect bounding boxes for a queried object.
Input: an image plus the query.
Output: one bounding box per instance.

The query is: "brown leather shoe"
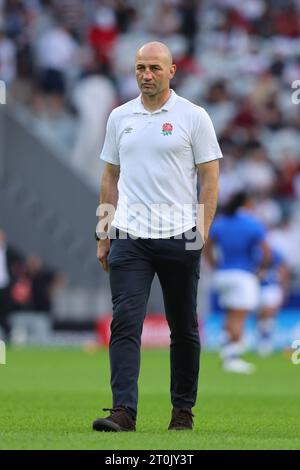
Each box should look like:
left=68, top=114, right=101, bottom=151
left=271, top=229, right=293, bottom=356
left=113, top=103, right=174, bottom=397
left=168, top=407, right=194, bottom=431
left=92, top=407, right=136, bottom=432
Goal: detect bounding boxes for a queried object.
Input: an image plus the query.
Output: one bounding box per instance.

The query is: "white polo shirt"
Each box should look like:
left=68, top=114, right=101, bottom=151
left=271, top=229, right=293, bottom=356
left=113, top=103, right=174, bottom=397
left=100, top=90, right=222, bottom=238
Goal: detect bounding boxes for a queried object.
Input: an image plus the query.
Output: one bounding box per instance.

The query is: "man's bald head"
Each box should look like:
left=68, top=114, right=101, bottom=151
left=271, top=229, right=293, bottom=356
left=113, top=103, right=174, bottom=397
left=135, top=41, right=176, bottom=99
left=136, top=42, right=173, bottom=67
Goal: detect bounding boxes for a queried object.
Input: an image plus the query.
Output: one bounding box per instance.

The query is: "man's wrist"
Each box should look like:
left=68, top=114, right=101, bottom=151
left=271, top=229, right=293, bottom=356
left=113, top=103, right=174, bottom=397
left=195, top=225, right=207, bottom=244
left=95, top=231, right=110, bottom=241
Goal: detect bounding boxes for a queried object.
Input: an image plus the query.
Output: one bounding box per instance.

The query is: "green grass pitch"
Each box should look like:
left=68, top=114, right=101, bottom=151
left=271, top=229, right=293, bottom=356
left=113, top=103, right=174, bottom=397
left=0, top=347, right=299, bottom=450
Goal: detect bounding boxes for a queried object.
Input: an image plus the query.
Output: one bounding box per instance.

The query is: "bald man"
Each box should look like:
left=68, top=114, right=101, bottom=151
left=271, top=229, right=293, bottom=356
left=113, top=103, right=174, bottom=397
left=93, top=42, right=222, bottom=432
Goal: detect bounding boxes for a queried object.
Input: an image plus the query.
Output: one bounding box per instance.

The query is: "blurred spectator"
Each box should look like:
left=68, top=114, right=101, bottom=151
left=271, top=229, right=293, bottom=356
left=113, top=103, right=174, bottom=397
left=52, top=0, right=83, bottom=39
left=249, top=72, right=279, bottom=116
left=237, top=144, right=277, bottom=196
left=29, top=17, right=81, bottom=151
left=269, top=53, right=286, bottom=79
left=268, top=216, right=300, bottom=278
left=178, top=0, right=199, bottom=55
left=4, top=0, right=31, bottom=46
left=0, top=229, right=23, bottom=339
left=202, top=80, right=235, bottom=135
left=115, top=0, right=138, bottom=34
left=218, top=154, right=244, bottom=206
left=29, top=81, right=78, bottom=151
left=34, top=19, right=80, bottom=87
left=148, top=0, right=181, bottom=37
left=26, top=254, right=61, bottom=313
left=294, top=171, right=300, bottom=200
left=88, top=1, right=119, bottom=71
left=71, top=56, right=117, bottom=182
left=274, top=154, right=300, bottom=200
left=284, top=53, right=300, bottom=85
left=10, top=269, right=32, bottom=311
left=251, top=2, right=275, bottom=37
left=273, top=3, right=300, bottom=38
left=0, top=227, right=63, bottom=338
left=253, top=196, right=283, bottom=228
left=0, top=230, right=12, bottom=339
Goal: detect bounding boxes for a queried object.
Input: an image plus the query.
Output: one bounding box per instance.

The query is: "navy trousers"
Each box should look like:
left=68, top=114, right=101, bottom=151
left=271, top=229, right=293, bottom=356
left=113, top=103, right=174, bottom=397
left=107, top=227, right=202, bottom=419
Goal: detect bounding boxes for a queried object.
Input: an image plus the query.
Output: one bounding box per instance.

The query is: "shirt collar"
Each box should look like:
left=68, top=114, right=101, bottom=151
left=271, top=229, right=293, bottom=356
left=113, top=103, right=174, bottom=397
left=132, top=89, right=177, bottom=115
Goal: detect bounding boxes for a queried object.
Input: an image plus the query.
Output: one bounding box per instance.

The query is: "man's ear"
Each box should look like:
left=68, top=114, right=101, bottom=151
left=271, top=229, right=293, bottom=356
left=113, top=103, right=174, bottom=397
left=170, top=64, right=176, bottom=79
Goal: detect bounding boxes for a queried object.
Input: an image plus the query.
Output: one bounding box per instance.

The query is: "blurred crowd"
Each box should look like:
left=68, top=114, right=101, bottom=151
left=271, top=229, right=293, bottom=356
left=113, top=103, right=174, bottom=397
left=1, top=0, right=300, bottom=292
left=0, top=228, right=61, bottom=339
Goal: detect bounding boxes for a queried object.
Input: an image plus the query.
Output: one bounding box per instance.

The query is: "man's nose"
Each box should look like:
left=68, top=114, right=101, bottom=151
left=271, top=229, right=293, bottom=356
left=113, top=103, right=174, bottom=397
left=143, top=70, right=152, bottom=80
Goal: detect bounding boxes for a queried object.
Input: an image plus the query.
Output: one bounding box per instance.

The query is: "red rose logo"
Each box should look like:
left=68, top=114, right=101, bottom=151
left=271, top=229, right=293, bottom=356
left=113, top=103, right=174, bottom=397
left=162, top=122, right=173, bottom=135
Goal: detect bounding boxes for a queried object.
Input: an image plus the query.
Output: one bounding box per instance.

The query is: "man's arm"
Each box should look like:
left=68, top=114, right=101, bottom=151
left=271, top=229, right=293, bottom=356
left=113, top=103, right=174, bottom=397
left=203, top=237, right=216, bottom=268
left=97, top=163, right=120, bottom=272
left=98, top=163, right=120, bottom=224
left=259, top=240, right=271, bottom=270
left=196, top=159, right=220, bottom=244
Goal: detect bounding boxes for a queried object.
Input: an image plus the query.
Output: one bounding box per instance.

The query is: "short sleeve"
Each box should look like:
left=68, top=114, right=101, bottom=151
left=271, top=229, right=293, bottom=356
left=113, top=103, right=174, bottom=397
left=100, top=110, right=120, bottom=165
left=191, top=108, right=223, bottom=165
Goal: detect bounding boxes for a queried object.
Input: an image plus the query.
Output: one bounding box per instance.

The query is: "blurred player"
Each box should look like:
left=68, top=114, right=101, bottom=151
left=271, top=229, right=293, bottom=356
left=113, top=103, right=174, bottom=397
left=205, top=191, right=270, bottom=374
left=257, top=247, right=289, bottom=356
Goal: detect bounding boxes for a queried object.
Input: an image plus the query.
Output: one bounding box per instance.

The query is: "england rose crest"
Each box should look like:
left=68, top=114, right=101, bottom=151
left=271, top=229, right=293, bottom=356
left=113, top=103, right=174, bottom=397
left=161, top=122, right=173, bottom=136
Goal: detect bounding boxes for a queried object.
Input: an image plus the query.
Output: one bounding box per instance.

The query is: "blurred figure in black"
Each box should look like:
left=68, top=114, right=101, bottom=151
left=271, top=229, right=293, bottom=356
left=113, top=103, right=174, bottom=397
left=26, top=254, right=60, bottom=313
left=0, top=229, right=23, bottom=340
left=178, top=0, right=199, bottom=56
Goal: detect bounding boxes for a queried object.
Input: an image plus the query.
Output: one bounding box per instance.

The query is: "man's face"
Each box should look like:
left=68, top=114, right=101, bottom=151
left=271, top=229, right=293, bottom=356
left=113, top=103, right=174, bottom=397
left=135, top=51, right=176, bottom=97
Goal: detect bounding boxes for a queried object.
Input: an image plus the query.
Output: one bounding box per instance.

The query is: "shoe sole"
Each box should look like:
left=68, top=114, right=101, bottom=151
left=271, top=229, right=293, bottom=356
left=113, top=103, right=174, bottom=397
left=92, top=419, right=135, bottom=432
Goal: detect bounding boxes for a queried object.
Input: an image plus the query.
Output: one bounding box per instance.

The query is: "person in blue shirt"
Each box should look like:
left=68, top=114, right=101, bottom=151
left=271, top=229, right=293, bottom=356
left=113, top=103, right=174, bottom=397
left=205, top=191, right=270, bottom=373
left=257, top=247, right=289, bottom=356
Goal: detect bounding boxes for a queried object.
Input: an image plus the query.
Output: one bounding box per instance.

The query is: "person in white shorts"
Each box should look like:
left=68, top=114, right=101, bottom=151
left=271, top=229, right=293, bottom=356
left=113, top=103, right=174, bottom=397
left=257, top=247, right=289, bottom=356
left=205, top=191, right=270, bottom=374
